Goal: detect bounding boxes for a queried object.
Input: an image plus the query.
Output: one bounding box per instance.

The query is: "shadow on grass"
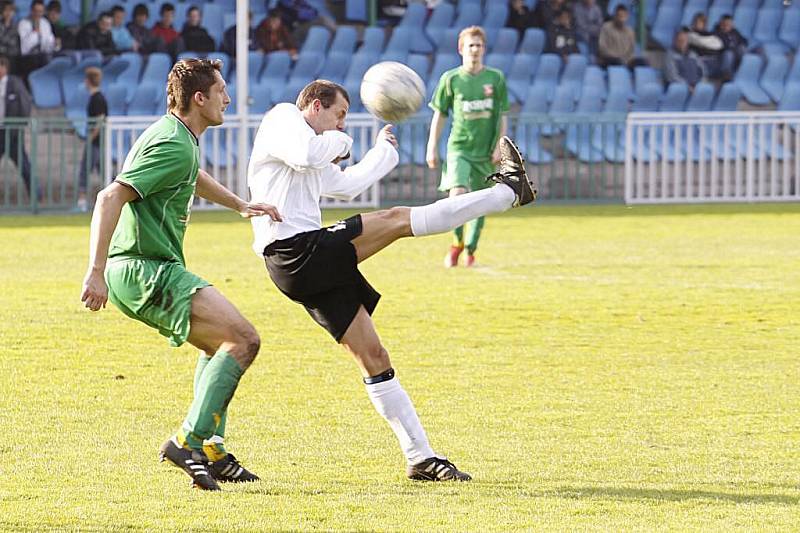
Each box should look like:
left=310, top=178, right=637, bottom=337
left=549, top=485, right=799, bottom=505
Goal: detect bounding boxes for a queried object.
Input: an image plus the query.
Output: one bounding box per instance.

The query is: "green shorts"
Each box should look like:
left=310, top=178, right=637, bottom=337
left=105, top=257, right=211, bottom=347
left=439, top=153, right=497, bottom=192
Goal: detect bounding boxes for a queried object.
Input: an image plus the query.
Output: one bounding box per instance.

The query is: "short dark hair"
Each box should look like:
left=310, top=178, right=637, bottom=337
left=0, top=54, right=10, bottom=70
left=615, top=4, right=628, bottom=14
left=111, top=5, right=125, bottom=14
left=45, top=0, right=60, bottom=13
left=160, top=2, right=174, bottom=15
left=167, top=58, right=223, bottom=113
left=30, top=0, right=45, bottom=9
left=0, top=1, right=15, bottom=12
left=187, top=5, right=199, bottom=16
left=132, top=3, right=148, bottom=17
left=720, top=14, right=733, bottom=22
left=296, top=80, right=350, bottom=110
left=98, top=10, right=111, bottom=21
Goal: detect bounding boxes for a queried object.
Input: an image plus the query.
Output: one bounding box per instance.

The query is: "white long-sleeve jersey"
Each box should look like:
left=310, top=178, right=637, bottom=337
left=248, top=103, right=399, bottom=254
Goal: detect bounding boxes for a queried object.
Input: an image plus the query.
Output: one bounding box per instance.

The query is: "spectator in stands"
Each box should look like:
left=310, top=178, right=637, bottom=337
left=0, top=54, right=33, bottom=199
left=127, top=3, right=165, bottom=54
left=181, top=5, right=215, bottom=53
left=276, top=0, right=336, bottom=43
left=378, top=0, right=408, bottom=25
left=77, top=66, right=106, bottom=212
left=687, top=13, right=725, bottom=81
left=531, top=0, right=565, bottom=30
left=110, top=5, right=137, bottom=52
left=221, top=10, right=256, bottom=58
left=45, top=1, right=74, bottom=50
left=151, top=2, right=184, bottom=57
left=545, top=9, right=579, bottom=60
left=598, top=5, right=640, bottom=68
left=77, top=11, right=117, bottom=57
left=715, top=14, right=747, bottom=80
left=255, top=8, right=297, bottom=59
left=506, top=0, right=533, bottom=39
left=0, top=1, right=20, bottom=66
left=572, top=0, right=603, bottom=56
left=18, top=0, right=56, bottom=80
left=665, top=28, right=705, bottom=89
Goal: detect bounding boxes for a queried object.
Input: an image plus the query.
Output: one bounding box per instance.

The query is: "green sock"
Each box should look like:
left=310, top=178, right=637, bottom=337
left=194, top=353, right=227, bottom=441
left=465, top=216, right=485, bottom=255
left=181, top=351, right=243, bottom=450
left=453, top=226, right=464, bottom=248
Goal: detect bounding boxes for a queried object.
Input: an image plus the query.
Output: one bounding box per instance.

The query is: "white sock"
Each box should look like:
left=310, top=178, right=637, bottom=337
left=365, top=378, right=435, bottom=465
left=409, top=184, right=515, bottom=236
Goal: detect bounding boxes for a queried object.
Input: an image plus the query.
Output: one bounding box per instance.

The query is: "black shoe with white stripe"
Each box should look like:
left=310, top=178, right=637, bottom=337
left=486, top=136, right=536, bottom=207
left=407, top=457, right=472, bottom=482
left=159, top=437, right=220, bottom=491
left=210, top=453, right=260, bottom=483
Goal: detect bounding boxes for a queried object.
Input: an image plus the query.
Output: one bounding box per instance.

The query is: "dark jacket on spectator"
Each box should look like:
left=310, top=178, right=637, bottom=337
left=127, top=20, right=165, bottom=53
left=0, top=18, right=19, bottom=57
left=277, top=0, right=318, bottom=29
left=546, top=21, right=579, bottom=57
left=182, top=23, right=215, bottom=52
left=77, top=21, right=116, bottom=55
left=531, top=0, right=563, bottom=29
left=255, top=19, right=296, bottom=54
left=3, top=73, right=32, bottom=117
left=221, top=25, right=255, bottom=57
left=715, top=26, right=747, bottom=51
left=665, top=48, right=705, bottom=87
left=506, top=2, right=533, bottom=38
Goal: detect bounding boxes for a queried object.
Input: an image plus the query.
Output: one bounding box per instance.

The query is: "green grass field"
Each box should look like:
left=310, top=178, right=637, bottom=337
left=1, top=203, right=799, bottom=531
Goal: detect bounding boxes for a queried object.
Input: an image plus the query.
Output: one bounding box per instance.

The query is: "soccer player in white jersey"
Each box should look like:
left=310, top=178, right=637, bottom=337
left=248, top=80, right=535, bottom=481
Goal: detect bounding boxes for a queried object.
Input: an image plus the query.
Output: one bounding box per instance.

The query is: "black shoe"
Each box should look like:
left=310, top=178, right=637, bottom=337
left=210, top=453, right=260, bottom=483
left=407, top=457, right=472, bottom=482
left=159, top=437, right=220, bottom=491
left=487, top=136, right=537, bottom=207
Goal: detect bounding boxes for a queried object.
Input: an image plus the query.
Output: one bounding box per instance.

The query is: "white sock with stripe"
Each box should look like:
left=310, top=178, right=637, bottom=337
left=409, top=185, right=515, bottom=236
left=365, top=378, right=435, bottom=465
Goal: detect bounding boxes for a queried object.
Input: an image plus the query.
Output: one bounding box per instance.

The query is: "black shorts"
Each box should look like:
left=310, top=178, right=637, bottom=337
left=263, top=215, right=380, bottom=342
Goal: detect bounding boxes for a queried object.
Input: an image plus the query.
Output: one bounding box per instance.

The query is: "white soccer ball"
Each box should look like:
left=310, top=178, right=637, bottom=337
left=360, top=61, right=425, bottom=123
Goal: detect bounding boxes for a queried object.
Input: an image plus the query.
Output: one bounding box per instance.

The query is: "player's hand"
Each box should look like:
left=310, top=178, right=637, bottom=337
left=81, top=270, right=108, bottom=312
left=377, top=124, right=398, bottom=149
left=239, top=202, right=282, bottom=221
left=426, top=147, right=438, bottom=169
left=491, top=143, right=502, bottom=164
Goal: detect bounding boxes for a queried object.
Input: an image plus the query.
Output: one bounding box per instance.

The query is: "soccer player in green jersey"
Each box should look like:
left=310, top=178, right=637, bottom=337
left=79, top=59, right=282, bottom=491
left=426, top=25, right=510, bottom=267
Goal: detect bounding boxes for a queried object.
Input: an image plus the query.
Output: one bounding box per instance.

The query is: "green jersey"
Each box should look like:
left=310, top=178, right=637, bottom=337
left=109, top=114, right=200, bottom=265
left=429, top=66, right=509, bottom=161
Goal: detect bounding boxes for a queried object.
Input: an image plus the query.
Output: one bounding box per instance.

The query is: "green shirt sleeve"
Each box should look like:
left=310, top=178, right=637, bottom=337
left=429, top=71, right=454, bottom=116
left=115, top=138, right=193, bottom=198
left=496, top=73, right=510, bottom=114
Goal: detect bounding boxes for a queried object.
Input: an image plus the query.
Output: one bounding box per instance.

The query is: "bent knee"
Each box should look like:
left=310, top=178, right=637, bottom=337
left=232, top=325, right=260, bottom=366
left=379, top=207, right=411, bottom=233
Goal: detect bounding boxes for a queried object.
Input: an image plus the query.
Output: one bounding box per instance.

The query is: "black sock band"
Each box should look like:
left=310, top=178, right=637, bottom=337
left=363, top=367, right=395, bottom=385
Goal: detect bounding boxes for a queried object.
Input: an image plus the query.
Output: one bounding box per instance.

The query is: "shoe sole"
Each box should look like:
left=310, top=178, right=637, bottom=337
left=500, top=136, right=537, bottom=206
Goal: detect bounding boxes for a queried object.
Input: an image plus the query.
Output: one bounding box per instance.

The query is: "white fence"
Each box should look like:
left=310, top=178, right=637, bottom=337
left=625, top=111, right=800, bottom=204
left=104, top=113, right=382, bottom=209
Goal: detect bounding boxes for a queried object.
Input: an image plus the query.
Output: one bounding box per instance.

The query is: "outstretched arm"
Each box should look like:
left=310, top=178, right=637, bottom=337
left=196, top=169, right=282, bottom=220
left=426, top=110, right=446, bottom=169
left=80, top=182, right=139, bottom=311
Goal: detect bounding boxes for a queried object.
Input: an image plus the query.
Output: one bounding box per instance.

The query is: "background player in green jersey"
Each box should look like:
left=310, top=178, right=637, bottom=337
left=79, top=59, right=282, bottom=491
left=426, top=26, right=510, bottom=267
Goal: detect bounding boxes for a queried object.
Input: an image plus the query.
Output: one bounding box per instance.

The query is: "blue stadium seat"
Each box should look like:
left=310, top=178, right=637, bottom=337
left=300, top=26, right=331, bottom=56
left=787, top=55, right=800, bottom=86
left=426, top=2, right=455, bottom=48
left=507, top=53, right=539, bottom=104
left=28, top=56, right=72, bottom=108
left=451, top=3, right=481, bottom=30
left=594, top=90, right=629, bottom=163
left=544, top=84, right=575, bottom=136
left=127, top=83, right=160, bottom=116
left=249, top=84, right=272, bottom=115
left=606, top=0, right=632, bottom=17
left=629, top=83, right=661, bottom=162
left=360, top=26, right=385, bottom=55
left=437, top=28, right=461, bottom=55
left=681, top=0, right=710, bottom=27
left=778, top=9, right=800, bottom=51
left=485, top=53, right=512, bottom=76
left=140, top=52, right=172, bottom=86
left=707, top=6, right=729, bottom=28
left=734, top=54, right=770, bottom=105
left=660, top=82, right=690, bottom=111
left=515, top=84, right=553, bottom=164
left=709, top=0, right=735, bottom=11
left=761, top=54, right=789, bottom=103
left=608, top=65, right=634, bottom=100
left=426, top=53, right=460, bottom=101
left=105, top=85, right=127, bottom=116
left=400, top=3, right=434, bottom=54
left=655, top=82, right=690, bottom=162
left=778, top=83, right=800, bottom=111
left=632, top=83, right=661, bottom=111
left=736, top=0, right=763, bottom=8
left=713, top=82, right=741, bottom=111
left=583, top=65, right=607, bottom=100
left=258, top=51, right=291, bottom=99
left=319, top=52, right=350, bottom=84
left=290, top=52, right=323, bottom=84
left=686, top=82, right=715, bottom=112
left=330, top=26, right=359, bottom=56
left=202, top=3, right=224, bottom=47
left=407, top=54, right=430, bottom=82
left=248, top=51, right=266, bottom=82
left=530, top=53, right=562, bottom=103
left=346, top=0, right=368, bottom=22
left=685, top=82, right=716, bottom=161
left=519, top=28, right=545, bottom=56
left=382, top=27, right=412, bottom=62
left=565, top=86, right=605, bottom=163
left=343, top=53, right=378, bottom=112
left=60, top=56, right=102, bottom=108
left=750, top=8, right=784, bottom=51
left=484, top=4, right=509, bottom=50
left=650, top=4, right=682, bottom=50
left=491, top=28, right=519, bottom=55
left=559, top=54, right=588, bottom=101
left=207, top=52, right=232, bottom=79
left=634, top=66, right=662, bottom=98
left=101, top=55, right=133, bottom=91
left=733, top=6, right=757, bottom=42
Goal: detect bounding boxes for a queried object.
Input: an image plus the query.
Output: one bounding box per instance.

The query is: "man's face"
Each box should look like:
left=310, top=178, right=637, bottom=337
left=46, top=8, right=59, bottom=22
left=98, top=15, right=111, bottom=32
left=614, top=9, right=628, bottom=26
left=694, top=17, right=706, bottom=31
left=187, top=9, right=200, bottom=26
left=675, top=32, right=688, bottom=52
left=135, top=13, right=147, bottom=25
left=720, top=18, right=732, bottom=33
left=269, top=15, right=281, bottom=29
left=31, top=4, right=44, bottom=21
left=112, top=10, right=124, bottom=26
left=198, top=71, right=230, bottom=127
left=2, top=5, right=14, bottom=22
left=306, top=92, right=348, bottom=135
left=160, top=9, right=173, bottom=26
left=459, top=35, right=485, bottom=63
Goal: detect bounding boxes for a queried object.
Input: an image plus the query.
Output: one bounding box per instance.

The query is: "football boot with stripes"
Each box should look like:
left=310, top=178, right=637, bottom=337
left=407, top=457, right=472, bottom=482
left=209, top=453, right=260, bottom=483
left=159, top=437, right=220, bottom=491
left=486, top=136, right=536, bottom=207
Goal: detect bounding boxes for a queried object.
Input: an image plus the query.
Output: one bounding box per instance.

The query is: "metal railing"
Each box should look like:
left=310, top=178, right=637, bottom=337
left=625, top=111, right=800, bottom=204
